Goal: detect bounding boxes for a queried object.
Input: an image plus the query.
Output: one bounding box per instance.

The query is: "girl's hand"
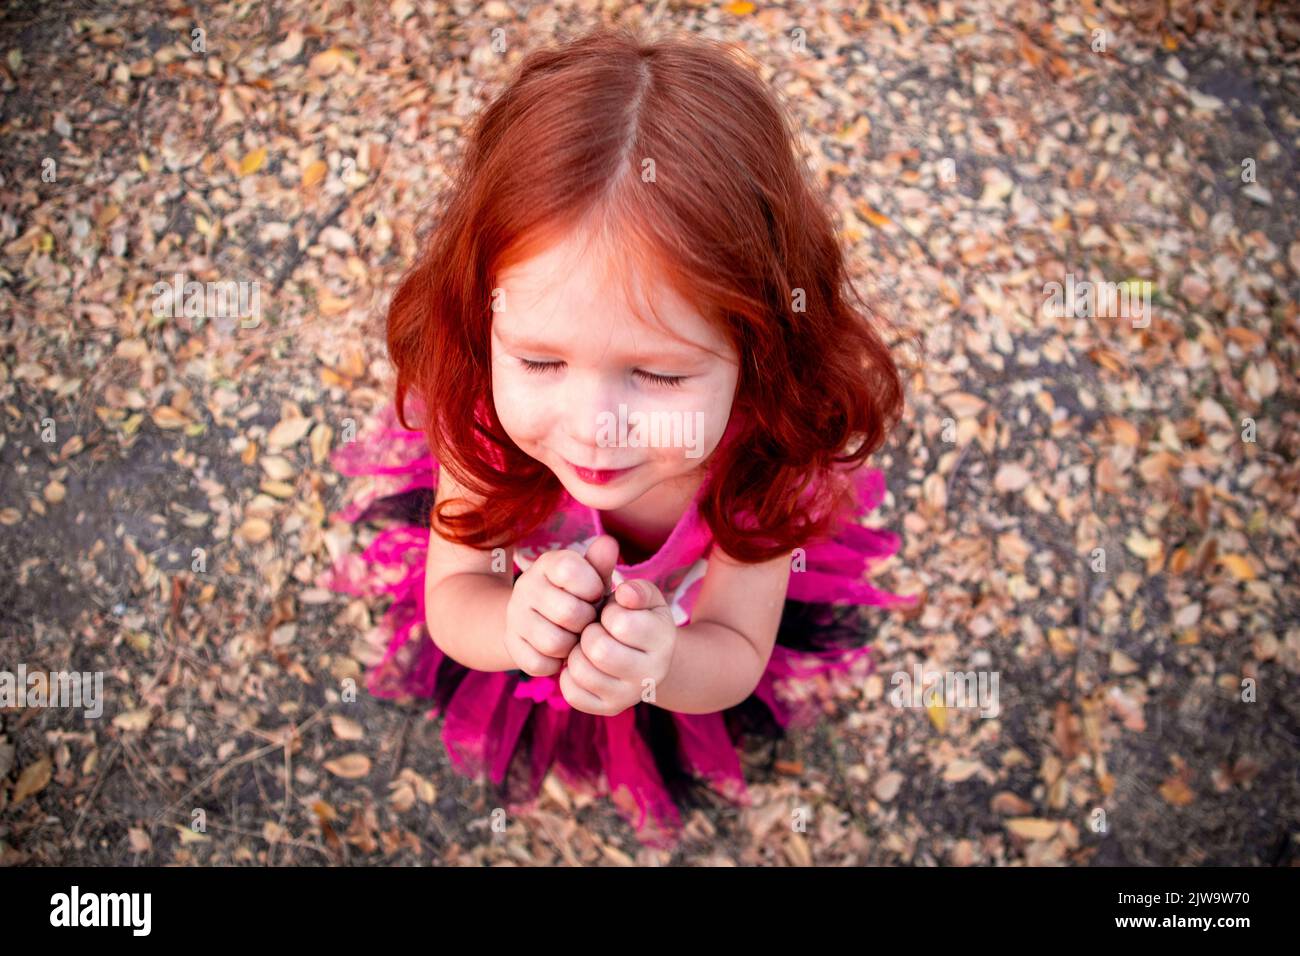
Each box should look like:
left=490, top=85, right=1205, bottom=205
left=560, top=578, right=677, bottom=716
left=503, top=537, right=617, bottom=676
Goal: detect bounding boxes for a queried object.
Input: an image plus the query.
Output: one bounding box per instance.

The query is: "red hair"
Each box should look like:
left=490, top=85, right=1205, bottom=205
left=387, top=26, right=904, bottom=562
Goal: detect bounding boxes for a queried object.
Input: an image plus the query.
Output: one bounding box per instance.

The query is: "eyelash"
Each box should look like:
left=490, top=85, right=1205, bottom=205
left=518, top=359, right=686, bottom=389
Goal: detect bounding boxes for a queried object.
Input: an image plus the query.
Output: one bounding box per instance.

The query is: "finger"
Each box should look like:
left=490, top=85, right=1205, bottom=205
left=535, top=584, right=598, bottom=634
left=597, top=601, right=658, bottom=653
left=580, top=621, right=646, bottom=679
left=559, top=661, right=614, bottom=716
left=512, top=636, right=563, bottom=677
left=539, top=549, right=605, bottom=603
left=566, top=643, right=623, bottom=699
left=524, top=608, right=580, bottom=659
left=613, top=578, right=667, bottom=612
left=584, top=534, right=620, bottom=596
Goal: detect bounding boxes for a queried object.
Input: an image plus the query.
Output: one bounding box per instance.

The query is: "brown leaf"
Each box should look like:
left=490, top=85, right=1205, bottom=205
left=1218, top=554, right=1256, bottom=581
left=13, top=756, right=52, bottom=804
left=330, top=715, right=364, bottom=741
left=267, top=416, right=314, bottom=451
left=1005, top=817, right=1059, bottom=840
left=324, top=753, right=371, bottom=779
left=994, top=463, right=1032, bottom=493
left=1159, top=776, right=1195, bottom=807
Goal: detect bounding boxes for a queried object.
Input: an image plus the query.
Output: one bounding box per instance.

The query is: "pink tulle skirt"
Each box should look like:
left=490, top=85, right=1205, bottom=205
left=320, top=405, right=908, bottom=849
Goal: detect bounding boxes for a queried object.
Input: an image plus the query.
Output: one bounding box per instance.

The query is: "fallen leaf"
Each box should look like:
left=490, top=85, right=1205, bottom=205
left=266, top=416, right=314, bottom=451
left=13, top=756, right=52, bottom=804
left=1218, top=555, right=1256, bottom=581
left=239, top=147, right=267, bottom=177
left=994, top=463, right=1032, bottom=492
left=113, top=708, right=153, bottom=732
left=324, top=753, right=371, bottom=779
left=1005, top=818, right=1059, bottom=840
left=330, top=715, right=364, bottom=741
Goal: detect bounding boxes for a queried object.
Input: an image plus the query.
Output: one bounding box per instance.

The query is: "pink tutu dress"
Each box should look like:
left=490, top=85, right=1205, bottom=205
left=320, top=403, right=908, bottom=848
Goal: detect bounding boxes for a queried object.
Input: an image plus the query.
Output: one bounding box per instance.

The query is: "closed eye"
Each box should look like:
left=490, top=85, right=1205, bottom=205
left=518, top=358, right=563, bottom=374
left=517, top=359, right=686, bottom=389
left=634, top=370, right=686, bottom=389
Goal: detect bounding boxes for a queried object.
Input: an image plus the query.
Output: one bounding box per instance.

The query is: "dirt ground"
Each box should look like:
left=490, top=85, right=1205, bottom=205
left=1, top=0, right=1297, bottom=865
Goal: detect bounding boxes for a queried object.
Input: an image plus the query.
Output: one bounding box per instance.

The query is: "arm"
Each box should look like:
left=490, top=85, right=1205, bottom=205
left=422, top=465, right=517, bottom=672
left=649, top=546, right=792, bottom=714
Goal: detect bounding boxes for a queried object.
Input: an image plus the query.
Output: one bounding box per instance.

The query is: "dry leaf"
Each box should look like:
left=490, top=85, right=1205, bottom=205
left=239, top=147, right=267, bottom=177
left=1218, top=555, right=1256, bottom=581
left=113, top=708, right=153, bottom=732
left=330, top=715, right=364, bottom=741
left=13, top=756, right=52, bottom=804
left=1005, top=818, right=1059, bottom=840
left=239, top=517, right=272, bottom=544
left=302, top=159, right=327, bottom=188
left=151, top=407, right=189, bottom=429
left=994, top=463, right=1032, bottom=492
left=324, top=753, right=372, bottom=779
left=267, top=416, right=314, bottom=451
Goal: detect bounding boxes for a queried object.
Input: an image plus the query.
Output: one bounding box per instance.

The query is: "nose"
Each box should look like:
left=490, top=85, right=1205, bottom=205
left=560, top=370, right=621, bottom=456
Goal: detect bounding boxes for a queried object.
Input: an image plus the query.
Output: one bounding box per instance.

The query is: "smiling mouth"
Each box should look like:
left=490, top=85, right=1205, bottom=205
left=564, top=459, right=638, bottom=485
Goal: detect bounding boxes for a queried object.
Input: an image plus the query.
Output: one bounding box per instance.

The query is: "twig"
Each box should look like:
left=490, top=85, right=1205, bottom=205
left=71, top=741, right=122, bottom=844
left=155, top=709, right=328, bottom=824
left=271, top=192, right=353, bottom=294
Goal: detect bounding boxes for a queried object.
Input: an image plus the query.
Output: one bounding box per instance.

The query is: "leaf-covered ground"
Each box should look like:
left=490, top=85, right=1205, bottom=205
left=1, top=0, right=1297, bottom=866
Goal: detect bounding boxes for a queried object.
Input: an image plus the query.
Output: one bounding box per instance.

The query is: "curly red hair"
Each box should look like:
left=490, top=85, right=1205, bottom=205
left=387, top=26, right=903, bottom=562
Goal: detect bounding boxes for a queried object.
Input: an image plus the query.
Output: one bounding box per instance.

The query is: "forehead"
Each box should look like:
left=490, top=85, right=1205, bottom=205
left=493, top=230, right=733, bottom=359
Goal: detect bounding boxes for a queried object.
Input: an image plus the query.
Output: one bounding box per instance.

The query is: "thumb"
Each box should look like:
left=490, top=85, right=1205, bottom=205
left=584, top=534, right=619, bottom=597
left=614, top=578, right=667, bottom=611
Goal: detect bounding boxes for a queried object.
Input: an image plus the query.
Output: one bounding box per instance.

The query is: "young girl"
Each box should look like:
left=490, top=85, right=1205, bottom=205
left=323, top=26, right=908, bottom=849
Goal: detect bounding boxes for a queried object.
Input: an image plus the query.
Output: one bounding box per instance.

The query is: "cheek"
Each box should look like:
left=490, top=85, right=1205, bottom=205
left=700, top=369, right=739, bottom=447
left=492, top=369, right=548, bottom=441
left=655, top=373, right=736, bottom=463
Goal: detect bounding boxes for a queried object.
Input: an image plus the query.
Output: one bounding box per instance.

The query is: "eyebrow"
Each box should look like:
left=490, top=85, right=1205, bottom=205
left=492, top=326, right=712, bottom=365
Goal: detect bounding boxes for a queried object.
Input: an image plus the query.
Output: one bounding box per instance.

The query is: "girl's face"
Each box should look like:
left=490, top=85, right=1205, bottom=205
left=491, top=229, right=740, bottom=512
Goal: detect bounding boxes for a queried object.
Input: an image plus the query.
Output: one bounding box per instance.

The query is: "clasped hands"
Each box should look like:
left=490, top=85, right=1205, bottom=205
left=503, top=534, right=676, bottom=716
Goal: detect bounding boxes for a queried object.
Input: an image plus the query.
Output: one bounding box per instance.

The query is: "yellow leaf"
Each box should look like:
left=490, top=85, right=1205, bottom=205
left=927, top=701, right=947, bottom=733
left=1218, top=554, right=1256, bottom=581
left=859, top=205, right=894, bottom=228
left=301, top=159, right=327, bottom=188
left=239, top=147, right=267, bottom=177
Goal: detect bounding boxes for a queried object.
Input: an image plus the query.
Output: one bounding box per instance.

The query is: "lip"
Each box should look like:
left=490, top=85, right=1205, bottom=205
left=564, top=459, right=638, bottom=485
